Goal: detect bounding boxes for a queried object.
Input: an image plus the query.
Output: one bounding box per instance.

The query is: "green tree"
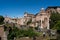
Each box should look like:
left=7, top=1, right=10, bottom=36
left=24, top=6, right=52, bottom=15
left=50, top=12, right=60, bottom=29
left=0, top=15, right=4, bottom=24
left=53, top=21, right=60, bottom=30
left=7, top=27, right=18, bottom=40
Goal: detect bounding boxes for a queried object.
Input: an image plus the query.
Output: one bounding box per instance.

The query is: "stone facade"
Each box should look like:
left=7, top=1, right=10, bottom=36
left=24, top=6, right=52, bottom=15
left=4, top=8, right=50, bottom=29
left=0, top=25, right=4, bottom=40
left=0, top=25, right=7, bottom=40
left=46, top=6, right=60, bottom=13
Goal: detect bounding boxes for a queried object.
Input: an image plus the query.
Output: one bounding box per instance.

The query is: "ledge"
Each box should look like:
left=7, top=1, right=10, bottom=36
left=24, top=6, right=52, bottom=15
left=0, top=24, right=5, bottom=27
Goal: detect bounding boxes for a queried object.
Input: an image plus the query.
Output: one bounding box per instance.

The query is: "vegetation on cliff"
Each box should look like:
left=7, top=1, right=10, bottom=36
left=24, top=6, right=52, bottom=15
left=50, top=12, right=60, bottom=30
left=0, top=15, right=4, bottom=25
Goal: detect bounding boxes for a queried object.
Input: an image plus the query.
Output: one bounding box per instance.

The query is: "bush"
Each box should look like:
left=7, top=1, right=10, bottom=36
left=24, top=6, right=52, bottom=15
left=7, top=27, right=39, bottom=40
left=0, top=16, right=4, bottom=25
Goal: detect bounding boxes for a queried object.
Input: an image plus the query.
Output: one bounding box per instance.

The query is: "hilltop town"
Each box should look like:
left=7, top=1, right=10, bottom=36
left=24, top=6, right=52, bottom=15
left=4, top=6, right=60, bottom=29
left=0, top=6, right=60, bottom=40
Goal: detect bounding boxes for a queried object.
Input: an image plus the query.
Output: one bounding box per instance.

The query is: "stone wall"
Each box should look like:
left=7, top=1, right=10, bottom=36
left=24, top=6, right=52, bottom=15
left=0, top=25, right=7, bottom=40
left=0, top=25, right=4, bottom=40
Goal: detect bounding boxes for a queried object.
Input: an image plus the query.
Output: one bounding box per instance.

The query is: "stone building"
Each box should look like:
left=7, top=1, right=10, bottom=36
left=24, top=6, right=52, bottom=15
left=4, top=8, right=50, bottom=29
left=35, top=8, right=50, bottom=29
left=46, top=6, right=60, bottom=13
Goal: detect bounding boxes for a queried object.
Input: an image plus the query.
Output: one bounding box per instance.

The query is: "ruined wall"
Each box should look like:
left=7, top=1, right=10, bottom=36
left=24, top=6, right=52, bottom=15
left=0, top=25, right=6, bottom=40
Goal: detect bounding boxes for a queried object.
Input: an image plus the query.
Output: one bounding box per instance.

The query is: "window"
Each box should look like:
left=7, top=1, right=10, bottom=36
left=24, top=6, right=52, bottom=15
left=0, top=37, right=1, bottom=40
left=40, top=14, right=43, bottom=16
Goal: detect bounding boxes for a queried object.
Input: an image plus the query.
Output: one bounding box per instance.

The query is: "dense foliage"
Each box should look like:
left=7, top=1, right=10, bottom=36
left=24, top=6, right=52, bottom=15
left=7, top=26, right=39, bottom=40
left=0, top=15, right=4, bottom=24
left=50, top=12, right=60, bottom=30
left=53, top=21, right=60, bottom=30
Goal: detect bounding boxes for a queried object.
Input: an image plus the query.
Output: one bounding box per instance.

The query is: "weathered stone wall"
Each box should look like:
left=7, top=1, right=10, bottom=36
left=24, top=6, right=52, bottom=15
left=0, top=25, right=4, bottom=40
left=0, top=25, right=7, bottom=40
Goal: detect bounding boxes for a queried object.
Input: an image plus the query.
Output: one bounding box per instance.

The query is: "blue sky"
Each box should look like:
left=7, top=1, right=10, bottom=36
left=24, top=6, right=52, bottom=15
left=0, top=0, right=60, bottom=18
